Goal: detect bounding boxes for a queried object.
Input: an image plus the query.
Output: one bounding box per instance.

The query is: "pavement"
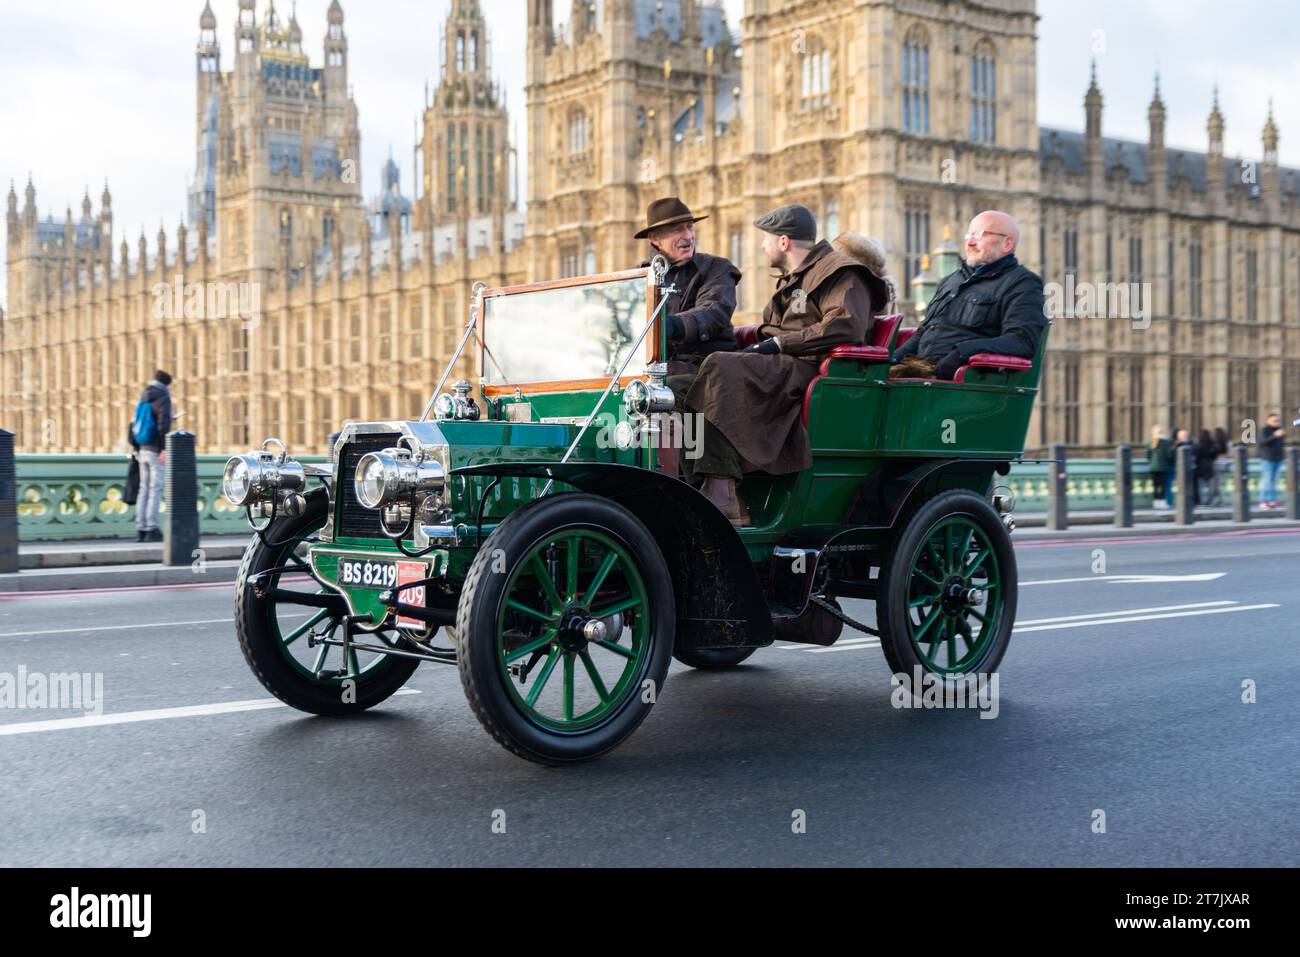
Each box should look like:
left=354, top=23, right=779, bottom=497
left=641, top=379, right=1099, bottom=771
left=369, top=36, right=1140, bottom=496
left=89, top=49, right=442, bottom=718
left=0, top=525, right=1296, bottom=866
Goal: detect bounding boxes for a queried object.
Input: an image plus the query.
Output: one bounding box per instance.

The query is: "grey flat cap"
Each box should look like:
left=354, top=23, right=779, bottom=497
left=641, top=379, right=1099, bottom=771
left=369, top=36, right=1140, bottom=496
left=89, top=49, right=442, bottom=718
left=753, top=203, right=817, bottom=242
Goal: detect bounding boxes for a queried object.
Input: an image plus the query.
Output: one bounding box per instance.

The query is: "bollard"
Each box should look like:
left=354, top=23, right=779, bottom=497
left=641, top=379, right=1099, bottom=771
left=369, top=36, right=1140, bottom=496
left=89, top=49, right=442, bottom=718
left=163, top=430, right=199, bottom=566
left=1047, top=442, right=1068, bottom=531
left=1287, top=446, right=1299, bottom=521
left=1174, top=444, right=1195, bottom=525
left=1114, top=444, right=1133, bottom=528
left=1232, top=443, right=1250, bottom=523
left=0, top=429, right=17, bottom=574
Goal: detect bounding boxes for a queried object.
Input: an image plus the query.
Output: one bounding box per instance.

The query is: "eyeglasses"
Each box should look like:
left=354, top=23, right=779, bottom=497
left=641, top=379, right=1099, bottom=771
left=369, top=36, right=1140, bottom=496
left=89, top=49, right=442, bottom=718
left=964, top=229, right=1009, bottom=242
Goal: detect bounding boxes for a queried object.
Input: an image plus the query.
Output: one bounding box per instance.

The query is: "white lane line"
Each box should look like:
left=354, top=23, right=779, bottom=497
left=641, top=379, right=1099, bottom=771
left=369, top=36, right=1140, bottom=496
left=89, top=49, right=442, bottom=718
left=0, top=688, right=421, bottom=737
left=1016, top=603, right=1279, bottom=634
left=808, top=640, right=882, bottom=654
left=1017, top=601, right=1236, bottom=626
left=0, top=613, right=312, bottom=639
left=1022, top=573, right=1227, bottom=586
left=776, top=636, right=877, bottom=650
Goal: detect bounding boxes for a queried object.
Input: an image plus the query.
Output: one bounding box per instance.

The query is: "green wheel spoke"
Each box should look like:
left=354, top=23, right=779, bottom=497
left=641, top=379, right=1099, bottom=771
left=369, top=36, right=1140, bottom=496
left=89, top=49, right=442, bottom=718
left=524, top=648, right=561, bottom=707
left=913, top=605, right=944, bottom=643
left=596, top=638, right=635, bottom=659
left=528, top=555, right=565, bottom=614
left=581, top=550, right=621, bottom=607
left=943, top=525, right=954, bottom=572
left=915, top=567, right=944, bottom=588
left=565, top=536, right=581, bottom=603
left=963, top=548, right=991, bottom=578
left=957, top=526, right=975, bottom=566
left=311, top=642, right=330, bottom=674
left=579, top=650, right=610, bottom=702
left=282, top=608, right=330, bottom=647
left=347, top=645, right=361, bottom=677
left=504, top=630, right=557, bottom=664
left=956, top=618, right=974, bottom=647
left=925, top=542, right=946, bottom=577
left=970, top=607, right=992, bottom=627
left=908, top=592, right=942, bottom=608
left=505, top=598, right=553, bottom=624
left=562, top=653, right=576, bottom=721
left=591, top=594, right=642, bottom=618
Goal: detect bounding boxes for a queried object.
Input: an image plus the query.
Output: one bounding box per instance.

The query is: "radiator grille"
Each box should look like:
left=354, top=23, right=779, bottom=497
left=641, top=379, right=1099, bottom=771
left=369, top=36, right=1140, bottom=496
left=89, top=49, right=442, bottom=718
left=335, top=432, right=401, bottom=539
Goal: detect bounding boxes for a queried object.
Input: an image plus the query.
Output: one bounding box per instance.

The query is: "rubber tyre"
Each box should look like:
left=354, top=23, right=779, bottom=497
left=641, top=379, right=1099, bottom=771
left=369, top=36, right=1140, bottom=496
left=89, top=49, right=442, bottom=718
left=672, top=646, right=758, bottom=669
left=235, top=488, right=420, bottom=716
left=456, top=494, right=675, bottom=765
left=876, top=489, right=1017, bottom=682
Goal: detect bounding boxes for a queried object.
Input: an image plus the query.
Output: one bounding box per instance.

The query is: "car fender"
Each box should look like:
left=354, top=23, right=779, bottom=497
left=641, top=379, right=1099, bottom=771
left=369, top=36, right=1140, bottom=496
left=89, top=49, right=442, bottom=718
left=453, top=462, right=774, bottom=650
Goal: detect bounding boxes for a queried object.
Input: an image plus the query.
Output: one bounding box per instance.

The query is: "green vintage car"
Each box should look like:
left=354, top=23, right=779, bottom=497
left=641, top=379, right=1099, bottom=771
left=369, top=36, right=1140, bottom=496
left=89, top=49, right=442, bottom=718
left=224, top=257, right=1048, bottom=764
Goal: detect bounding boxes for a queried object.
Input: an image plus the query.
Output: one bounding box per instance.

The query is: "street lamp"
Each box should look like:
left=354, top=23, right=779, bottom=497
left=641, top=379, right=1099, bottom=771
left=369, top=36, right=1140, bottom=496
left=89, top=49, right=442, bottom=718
left=911, top=254, right=937, bottom=319
left=932, top=225, right=961, bottom=280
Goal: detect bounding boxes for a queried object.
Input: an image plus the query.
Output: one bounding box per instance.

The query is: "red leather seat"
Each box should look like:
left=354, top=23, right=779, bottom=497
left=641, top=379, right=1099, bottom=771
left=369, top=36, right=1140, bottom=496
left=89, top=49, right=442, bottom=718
left=952, top=353, right=1032, bottom=383
left=800, top=315, right=902, bottom=425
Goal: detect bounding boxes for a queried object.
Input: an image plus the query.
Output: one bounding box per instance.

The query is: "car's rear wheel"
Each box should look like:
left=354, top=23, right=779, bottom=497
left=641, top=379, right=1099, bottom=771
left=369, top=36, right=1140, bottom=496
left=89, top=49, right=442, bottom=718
left=672, top=646, right=757, bottom=669
left=456, top=494, right=674, bottom=765
left=877, top=490, right=1017, bottom=687
left=235, top=488, right=421, bottom=716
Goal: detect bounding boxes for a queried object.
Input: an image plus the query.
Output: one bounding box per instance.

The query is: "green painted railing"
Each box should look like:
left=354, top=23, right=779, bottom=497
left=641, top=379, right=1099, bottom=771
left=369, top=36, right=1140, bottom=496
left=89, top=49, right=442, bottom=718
left=9, top=452, right=1291, bottom=541
left=13, top=454, right=325, bottom=542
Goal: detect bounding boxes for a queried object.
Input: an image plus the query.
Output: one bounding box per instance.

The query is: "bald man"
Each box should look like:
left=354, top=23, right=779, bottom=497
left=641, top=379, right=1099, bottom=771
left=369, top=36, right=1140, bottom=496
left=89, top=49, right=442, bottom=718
left=890, top=210, right=1046, bottom=380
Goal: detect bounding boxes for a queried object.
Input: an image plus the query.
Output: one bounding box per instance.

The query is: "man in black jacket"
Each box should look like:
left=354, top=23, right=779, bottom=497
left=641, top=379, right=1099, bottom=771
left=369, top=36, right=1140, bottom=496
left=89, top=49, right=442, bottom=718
left=891, top=210, right=1046, bottom=380
left=128, top=370, right=173, bottom=542
left=635, top=197, right=740, bottom=375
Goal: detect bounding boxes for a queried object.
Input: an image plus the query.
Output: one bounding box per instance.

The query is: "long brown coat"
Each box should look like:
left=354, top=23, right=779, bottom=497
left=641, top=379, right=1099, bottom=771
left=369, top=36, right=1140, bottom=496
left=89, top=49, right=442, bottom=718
left=683, top=240, right=882, bottom=475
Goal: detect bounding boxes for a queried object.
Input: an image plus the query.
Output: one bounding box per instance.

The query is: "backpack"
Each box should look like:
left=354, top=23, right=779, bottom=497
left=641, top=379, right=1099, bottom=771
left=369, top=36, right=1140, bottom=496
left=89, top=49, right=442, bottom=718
left=131, top=398, right=158, bottom=446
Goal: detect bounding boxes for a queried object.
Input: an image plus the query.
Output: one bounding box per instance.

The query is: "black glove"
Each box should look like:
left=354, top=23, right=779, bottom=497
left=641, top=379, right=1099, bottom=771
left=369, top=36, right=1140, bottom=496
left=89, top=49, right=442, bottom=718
left=935, top=349, right=964, bottom=380
left=664, top=313, right=685, bottom=342
left=743, top=338, right=780, bottom=355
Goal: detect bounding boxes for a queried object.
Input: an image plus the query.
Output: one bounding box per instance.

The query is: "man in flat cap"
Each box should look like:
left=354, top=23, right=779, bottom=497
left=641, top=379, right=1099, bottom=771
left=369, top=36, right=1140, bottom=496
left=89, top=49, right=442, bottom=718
left=669, top=203, right=890, bottom=525
left=636, top=197, right=741, bottom=375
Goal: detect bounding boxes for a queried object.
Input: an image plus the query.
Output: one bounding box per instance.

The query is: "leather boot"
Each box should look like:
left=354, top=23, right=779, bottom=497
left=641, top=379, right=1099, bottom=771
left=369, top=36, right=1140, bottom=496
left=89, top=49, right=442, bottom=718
left=700, top=476, right=752, bottom=528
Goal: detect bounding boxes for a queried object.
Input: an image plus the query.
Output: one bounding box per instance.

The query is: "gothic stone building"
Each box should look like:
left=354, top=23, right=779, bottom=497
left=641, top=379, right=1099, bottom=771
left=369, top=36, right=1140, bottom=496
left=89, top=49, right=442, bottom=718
left=3, top=0, right=1298, bottom=456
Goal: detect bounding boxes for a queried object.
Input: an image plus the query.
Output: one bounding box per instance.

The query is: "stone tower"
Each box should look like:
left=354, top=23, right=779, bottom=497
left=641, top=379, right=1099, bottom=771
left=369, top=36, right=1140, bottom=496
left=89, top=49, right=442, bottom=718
left=204, top=0, right=365, bottom=277
left=417, top=0, right=514, bottom=252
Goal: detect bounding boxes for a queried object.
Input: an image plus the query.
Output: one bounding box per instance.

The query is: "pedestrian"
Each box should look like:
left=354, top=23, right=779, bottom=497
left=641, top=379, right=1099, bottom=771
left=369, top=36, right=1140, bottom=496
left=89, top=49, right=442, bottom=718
left=1211, top=427, right=1231, bottom=507
left=1193, top=429, right=1219, bottom=508
left=127, top=370, right=173, bottom=542
left=1259, top=413, right=1285, bottom=509
left=1149, top=426, right=1173, bottom=509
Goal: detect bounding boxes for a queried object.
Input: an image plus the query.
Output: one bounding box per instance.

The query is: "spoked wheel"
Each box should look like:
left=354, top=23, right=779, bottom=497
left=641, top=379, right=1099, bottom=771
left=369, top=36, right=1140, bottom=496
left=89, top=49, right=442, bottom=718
left=672, top=646, right=757, bottom=669
left=235, top=488, right=421, bottom=715
left=877, top=490, right=1017, bottom=684
left=456, top=494, right=674, bottom=765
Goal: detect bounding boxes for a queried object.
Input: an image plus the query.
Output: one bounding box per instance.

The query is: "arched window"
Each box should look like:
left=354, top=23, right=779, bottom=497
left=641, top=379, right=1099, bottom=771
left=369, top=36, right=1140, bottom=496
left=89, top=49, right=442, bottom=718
left=460, top=122, right=469, bottom=208
left=971, top=41, right=997, bottom=144
left=824, top=198, right=839, bottom=240
left=902, top=27, right=930, bottom=134
left=279, top=208, right=292, bottom=245
left=456, top=33, right=465, bottom=73
left=446, top=124, right=456, bottom=211
left=568, top=109, right=590, bottom=154
left=469, top=33, right=478, bottom=72
left=800, top=42, right=831, bottom=110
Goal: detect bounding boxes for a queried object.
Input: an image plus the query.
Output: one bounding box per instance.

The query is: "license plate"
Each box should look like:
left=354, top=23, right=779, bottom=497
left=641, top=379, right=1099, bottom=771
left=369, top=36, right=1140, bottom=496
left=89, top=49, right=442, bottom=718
left=338, top=558, right=397, bottom=589
left=395, top=561, right=429, bottom=630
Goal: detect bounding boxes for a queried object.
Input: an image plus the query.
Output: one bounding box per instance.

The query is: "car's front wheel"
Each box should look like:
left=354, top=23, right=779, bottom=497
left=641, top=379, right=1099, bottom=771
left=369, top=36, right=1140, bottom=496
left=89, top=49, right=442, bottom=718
left=456, top=494, right=674, bottom=765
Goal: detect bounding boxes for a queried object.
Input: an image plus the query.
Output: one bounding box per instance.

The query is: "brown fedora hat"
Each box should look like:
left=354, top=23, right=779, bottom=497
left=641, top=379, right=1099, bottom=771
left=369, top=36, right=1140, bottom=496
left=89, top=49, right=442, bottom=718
left=634, top=196, right=708, bottom=239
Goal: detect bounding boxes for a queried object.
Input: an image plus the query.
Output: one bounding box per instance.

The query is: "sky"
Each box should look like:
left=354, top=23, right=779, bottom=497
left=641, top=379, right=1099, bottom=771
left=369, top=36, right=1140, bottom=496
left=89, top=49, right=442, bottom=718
left=2, top=0, right=1296, bottom=310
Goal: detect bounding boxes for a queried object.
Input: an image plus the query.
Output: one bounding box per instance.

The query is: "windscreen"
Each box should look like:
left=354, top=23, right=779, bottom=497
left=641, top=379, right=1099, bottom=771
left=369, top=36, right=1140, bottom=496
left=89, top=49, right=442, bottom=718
left=480, top=274, right=652, bottom=388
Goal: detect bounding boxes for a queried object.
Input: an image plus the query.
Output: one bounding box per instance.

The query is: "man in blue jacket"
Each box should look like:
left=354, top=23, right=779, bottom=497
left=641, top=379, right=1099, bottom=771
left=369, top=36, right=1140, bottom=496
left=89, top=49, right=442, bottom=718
left=127, top=370, right=173, bottom=542
left=890, top=211, right=1046, bottom=380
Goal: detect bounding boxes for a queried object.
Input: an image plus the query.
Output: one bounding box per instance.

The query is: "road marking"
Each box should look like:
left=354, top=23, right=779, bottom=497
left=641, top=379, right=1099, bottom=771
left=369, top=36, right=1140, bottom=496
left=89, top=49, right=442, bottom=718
left=1015, top=603, right=1278, bottom=634
left=1017, top=600, right=1236, bottom=625
left=0, top=613, right=311, bottom=639
left=782, top=600, right=1279, bottom=652
left=0, top=688, right=422, bottom=737
left=1021, top=573, right=1226, bottom=586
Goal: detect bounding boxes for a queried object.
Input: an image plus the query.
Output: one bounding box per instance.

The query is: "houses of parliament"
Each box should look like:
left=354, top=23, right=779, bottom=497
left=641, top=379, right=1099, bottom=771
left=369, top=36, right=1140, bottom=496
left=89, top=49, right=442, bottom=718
left=3, top=0, right=1298, bottom=456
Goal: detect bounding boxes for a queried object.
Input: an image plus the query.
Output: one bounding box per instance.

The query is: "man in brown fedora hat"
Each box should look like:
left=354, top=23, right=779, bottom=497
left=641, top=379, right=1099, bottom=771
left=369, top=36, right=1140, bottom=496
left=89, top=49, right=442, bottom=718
left=636, top=197, right=740, bottom=375
left=668, top=204, right=889, bottom=526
